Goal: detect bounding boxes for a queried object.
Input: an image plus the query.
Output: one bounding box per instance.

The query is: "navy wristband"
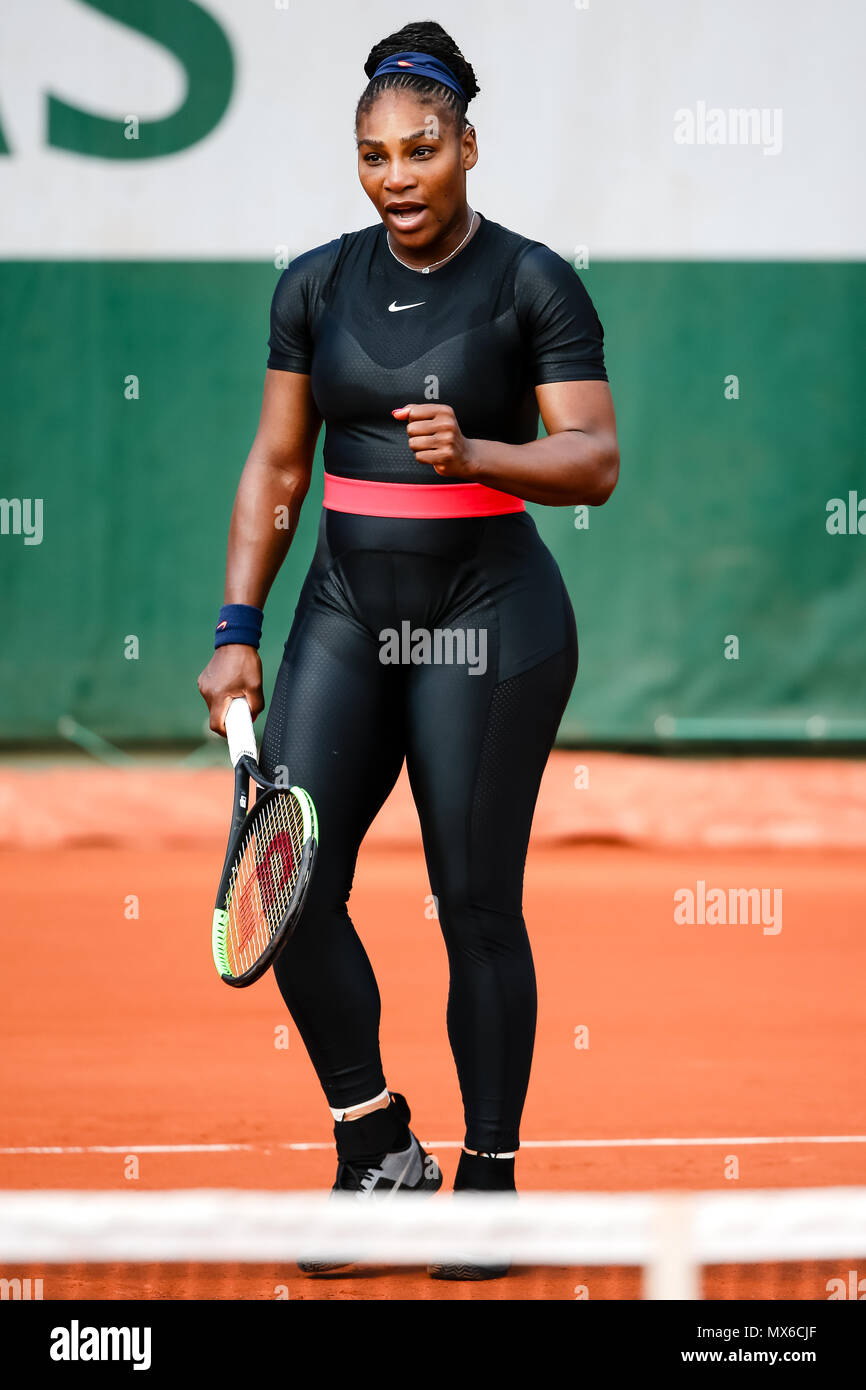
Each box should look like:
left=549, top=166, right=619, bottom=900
left=214, top=602, right=263, bottom=650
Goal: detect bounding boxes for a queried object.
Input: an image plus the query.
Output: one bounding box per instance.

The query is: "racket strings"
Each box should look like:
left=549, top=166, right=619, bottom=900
left=225, top=793, right=306, bottom=978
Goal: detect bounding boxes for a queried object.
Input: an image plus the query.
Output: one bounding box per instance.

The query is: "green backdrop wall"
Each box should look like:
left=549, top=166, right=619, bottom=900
left=1, top=260, right=864, bottom=745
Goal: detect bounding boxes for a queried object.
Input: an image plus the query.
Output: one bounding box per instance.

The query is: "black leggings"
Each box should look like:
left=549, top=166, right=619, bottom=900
left=259, top=507, right=578, bottom=1153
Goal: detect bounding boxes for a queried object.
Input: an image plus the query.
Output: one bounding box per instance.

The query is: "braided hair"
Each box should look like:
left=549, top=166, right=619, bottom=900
left=357, top=20, right=480, bottom=133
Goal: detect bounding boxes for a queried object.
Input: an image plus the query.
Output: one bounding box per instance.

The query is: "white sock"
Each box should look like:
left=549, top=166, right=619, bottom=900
left=465, top=1149, right=516, bottom=1158
left=329, top=1087, right=390, bottom=1122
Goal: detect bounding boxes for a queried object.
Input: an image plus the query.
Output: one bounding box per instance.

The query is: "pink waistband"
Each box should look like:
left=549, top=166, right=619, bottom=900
left=322, top=472, right=526, bottom=519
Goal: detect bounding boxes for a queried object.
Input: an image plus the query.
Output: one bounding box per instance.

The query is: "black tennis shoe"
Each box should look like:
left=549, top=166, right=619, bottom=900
left=298, top=1092, right=442, bottom=1274
left=428, top=1151, right=515, bottom=1281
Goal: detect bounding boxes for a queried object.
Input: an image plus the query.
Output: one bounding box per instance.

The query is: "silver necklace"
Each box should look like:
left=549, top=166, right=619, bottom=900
left=386, top=207, right=477, bottom=274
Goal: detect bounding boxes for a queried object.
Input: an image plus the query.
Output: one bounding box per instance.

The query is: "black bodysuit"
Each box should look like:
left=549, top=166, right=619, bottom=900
left=259, top=212, right=606, bottom=1152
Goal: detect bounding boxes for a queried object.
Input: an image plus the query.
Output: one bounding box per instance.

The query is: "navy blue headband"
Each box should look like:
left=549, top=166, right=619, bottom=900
left=371, top=50, right=467, bottom=102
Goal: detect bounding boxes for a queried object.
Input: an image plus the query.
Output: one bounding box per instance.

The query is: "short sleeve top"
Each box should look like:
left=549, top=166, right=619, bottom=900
left=267, top=213, right=607, bottom=483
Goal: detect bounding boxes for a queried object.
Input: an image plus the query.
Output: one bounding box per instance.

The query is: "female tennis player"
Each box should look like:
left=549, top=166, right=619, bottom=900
left=197, top=19, right=619, bottom=1279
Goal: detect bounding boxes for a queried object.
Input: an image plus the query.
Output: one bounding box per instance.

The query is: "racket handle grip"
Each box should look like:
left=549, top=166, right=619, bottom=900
left=225, top=697, right=257, bottom=768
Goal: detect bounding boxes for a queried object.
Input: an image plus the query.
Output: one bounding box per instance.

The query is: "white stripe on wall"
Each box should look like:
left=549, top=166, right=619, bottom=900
left=0, top=0, right=862, bottom=258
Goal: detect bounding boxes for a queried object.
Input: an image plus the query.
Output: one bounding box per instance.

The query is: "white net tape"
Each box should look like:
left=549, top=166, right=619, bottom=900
left=2, top=1188, right=865, bottom=1299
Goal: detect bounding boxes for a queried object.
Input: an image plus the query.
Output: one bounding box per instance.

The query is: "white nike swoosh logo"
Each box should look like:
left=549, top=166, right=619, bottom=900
left=388, top=300, right=426, bottom=312
left=357, top=1143, right=419, bottom=1200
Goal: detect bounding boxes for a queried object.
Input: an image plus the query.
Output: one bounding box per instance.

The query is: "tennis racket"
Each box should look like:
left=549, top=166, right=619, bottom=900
left=212, top=697, right=318, bottom=987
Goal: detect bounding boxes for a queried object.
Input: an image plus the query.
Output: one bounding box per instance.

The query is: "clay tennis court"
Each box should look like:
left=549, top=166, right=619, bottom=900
left=1, top=751, right=863, bottom=1299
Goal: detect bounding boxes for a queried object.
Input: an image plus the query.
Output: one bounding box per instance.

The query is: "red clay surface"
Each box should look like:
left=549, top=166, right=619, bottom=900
left=1, top=840, right=864, bottom=1299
